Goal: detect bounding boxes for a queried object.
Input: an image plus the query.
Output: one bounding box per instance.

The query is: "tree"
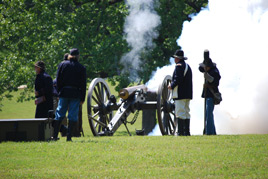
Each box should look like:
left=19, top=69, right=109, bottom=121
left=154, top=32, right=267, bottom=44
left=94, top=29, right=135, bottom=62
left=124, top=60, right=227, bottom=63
left=0, top=0, right=207, bottom=110
left=110, top=0, right=208, bottom=88
left=0, top=0, right=76, bottom=109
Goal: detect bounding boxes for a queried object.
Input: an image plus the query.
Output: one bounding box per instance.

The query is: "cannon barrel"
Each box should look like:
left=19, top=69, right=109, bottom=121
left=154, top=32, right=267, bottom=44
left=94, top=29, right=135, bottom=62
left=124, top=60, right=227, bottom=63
left=119, top=85, right=147, bottom=100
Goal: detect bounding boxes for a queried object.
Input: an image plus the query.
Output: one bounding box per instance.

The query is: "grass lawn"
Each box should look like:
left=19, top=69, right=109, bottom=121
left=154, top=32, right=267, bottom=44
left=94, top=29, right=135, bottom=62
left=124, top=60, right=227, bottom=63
left=0, top=81, right=267, bottom=178
left=0, top=135, right=267, bottom=178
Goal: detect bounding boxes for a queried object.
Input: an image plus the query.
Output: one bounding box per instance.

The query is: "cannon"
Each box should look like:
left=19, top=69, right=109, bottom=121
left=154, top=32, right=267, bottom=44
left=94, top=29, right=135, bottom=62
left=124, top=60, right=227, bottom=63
left=87, top=75, right=176, bottom=136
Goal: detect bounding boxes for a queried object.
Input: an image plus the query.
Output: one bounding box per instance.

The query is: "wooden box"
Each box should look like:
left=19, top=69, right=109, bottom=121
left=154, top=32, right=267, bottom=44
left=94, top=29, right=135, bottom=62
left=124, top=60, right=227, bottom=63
left=0, top=118, right=53, bottom=142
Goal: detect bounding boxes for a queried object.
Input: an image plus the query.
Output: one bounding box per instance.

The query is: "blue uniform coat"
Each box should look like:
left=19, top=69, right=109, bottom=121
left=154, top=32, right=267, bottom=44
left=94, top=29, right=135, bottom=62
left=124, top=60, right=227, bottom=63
left=199, top=64, right=221, bottom=98
left=171, top=60, right=193, bottom=100
left=35, top=71, right=53, bottom=118
left=56, top=59, right=87, bottom=102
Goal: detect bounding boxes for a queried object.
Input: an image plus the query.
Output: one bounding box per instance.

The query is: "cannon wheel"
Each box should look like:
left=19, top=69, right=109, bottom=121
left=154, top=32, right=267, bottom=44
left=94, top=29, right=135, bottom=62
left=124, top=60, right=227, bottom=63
left=157, top=75, right=176, bottom=135
left=87, top=78, right=113, bottom=136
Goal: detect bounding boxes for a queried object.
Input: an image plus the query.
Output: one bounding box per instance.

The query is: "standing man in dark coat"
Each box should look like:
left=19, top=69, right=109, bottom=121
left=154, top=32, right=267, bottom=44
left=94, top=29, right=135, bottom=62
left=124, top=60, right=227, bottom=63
left=199, top=50, right=221, bottom=135
left=34, top=61, right=53, bottom=118
left=53, top=48, right=87, bottom=141
left=52, top=53, right=70, bottom=136
left=168, top=50, right=193, bottom=136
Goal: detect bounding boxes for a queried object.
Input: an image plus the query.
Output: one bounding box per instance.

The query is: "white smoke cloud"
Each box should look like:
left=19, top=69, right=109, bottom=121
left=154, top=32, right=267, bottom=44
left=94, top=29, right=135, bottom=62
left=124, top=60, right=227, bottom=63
left=147, top=0, right=268, bottom=135
left=146, top=58, right=175, bottom=92
left=121, top=0, right=161, bottom=81
left=148, top=124, right=162, bottom=136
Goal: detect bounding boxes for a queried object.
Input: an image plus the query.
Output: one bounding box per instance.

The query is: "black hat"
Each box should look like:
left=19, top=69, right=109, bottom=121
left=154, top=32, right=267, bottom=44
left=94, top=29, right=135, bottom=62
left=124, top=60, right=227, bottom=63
left=34, top=61, right=45, bottom=70
left=204, top=58, right=214, bottom=67
left=63, top=53, right=69, bottom=61
left=70, top=48, right=79, bottom=56
left=172, top=50, right=187, bottom=60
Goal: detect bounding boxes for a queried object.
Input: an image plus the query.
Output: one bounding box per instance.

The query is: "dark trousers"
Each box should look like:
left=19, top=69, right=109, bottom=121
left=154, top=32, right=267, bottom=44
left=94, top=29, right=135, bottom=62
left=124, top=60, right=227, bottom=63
left=205, top=98, right=216, bottom=135
left=35, top=102, right=49, bottom=118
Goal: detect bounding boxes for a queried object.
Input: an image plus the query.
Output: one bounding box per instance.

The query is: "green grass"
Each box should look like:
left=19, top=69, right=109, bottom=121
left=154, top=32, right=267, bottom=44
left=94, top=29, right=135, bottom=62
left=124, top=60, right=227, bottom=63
left=0, top=90, right=36, bottom=119
left=0, top=135, right=267, bottom=178
left=0, top=81, right=267, bottom=178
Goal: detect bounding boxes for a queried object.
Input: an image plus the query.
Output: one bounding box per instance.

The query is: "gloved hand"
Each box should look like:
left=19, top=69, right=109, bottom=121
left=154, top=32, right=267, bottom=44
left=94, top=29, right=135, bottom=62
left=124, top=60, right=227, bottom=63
left=204, top=72, right=214, bottom=83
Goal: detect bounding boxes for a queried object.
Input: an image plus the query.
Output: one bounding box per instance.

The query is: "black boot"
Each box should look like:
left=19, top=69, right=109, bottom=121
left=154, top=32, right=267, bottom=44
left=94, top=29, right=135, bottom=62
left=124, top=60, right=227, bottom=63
left=67, top=121, right=77, bottom=142
left=60, top=125, right=68, bottom=137
left=177, top=118, right=184, bottom=136
left=72, top=122, right=81, bottom=137
left=52, top=120, right=62, bottom=141
left=185, top=119, right=191, bottom=136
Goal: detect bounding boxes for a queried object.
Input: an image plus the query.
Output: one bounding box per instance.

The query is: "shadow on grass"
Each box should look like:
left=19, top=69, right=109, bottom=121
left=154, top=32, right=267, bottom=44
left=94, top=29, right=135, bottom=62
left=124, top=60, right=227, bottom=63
left=71, top=130, right=146, bottom=143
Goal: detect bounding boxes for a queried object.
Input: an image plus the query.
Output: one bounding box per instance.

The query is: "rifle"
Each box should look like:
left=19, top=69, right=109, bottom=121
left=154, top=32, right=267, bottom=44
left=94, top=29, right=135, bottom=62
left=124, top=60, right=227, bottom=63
left=203, top=50, right=210, bottom=135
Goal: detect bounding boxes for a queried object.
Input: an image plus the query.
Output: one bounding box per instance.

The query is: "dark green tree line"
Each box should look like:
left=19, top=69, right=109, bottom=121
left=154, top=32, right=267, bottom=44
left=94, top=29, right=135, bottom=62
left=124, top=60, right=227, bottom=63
left=0, top=0, right=207, bottom=110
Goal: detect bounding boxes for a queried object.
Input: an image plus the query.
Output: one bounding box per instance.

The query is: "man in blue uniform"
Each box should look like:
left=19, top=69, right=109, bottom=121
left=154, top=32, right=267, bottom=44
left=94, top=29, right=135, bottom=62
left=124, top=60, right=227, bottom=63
left=168, top=50, right=193, bottom=136
left=199, top=50, right=221, bottom=135
left=34, top=61, right=53, bottom=118
left=53, top=48, right=87, bottom=141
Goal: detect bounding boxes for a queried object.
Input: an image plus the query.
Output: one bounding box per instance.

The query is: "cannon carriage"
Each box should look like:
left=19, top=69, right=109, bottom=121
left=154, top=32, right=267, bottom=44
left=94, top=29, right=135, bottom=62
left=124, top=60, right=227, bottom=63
left=87, top=75, right=176, bottom=136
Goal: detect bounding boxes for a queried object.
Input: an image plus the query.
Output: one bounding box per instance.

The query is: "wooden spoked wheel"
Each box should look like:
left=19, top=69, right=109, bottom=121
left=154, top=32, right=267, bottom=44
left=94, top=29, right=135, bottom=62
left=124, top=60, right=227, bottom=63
left=87, top=78, right=113, bottom=136
left=157, top=75, right=176, bottom=135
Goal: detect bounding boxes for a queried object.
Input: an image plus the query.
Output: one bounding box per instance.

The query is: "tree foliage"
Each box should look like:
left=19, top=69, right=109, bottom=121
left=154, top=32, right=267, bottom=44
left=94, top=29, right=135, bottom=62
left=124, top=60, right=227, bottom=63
left=0, top=0, right=207, bottom=110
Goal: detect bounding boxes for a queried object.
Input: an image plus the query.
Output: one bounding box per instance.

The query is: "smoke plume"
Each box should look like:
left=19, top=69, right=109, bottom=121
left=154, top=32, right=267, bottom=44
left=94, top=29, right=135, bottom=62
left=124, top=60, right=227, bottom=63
left=147, top=0, right=268, bottom=135
left=121, top=0, right=161, bottom=81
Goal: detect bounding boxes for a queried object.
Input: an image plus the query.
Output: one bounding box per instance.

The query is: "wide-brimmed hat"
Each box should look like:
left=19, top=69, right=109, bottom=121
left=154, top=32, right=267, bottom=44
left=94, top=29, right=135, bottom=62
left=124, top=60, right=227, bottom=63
left=34, top=61, right=45, bottom=70
left=70, top=48, right=79, bottom=56
left=202, top=50, right=215, bottom=67
left=200, top=58, right=216, bottom=68
left=172, top=50, right=187, bottom=60
left=204, top=58, right=214, bottom=67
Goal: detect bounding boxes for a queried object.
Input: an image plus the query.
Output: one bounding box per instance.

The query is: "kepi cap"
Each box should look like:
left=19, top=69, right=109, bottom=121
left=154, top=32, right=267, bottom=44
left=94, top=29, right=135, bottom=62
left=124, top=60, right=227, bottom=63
left=70, top=48, right=79, bottom=56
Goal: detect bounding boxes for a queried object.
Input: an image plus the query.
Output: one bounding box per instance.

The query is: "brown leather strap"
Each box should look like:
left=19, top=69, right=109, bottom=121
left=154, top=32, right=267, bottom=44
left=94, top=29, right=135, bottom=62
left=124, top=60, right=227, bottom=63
left=203, top=84, right=215, bottom=88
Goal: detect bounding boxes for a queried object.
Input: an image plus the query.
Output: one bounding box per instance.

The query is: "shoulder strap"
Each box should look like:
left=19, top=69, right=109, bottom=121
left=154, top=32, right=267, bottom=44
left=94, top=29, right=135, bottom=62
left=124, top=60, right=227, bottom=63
left=184, top=63, right=188, bottom=77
